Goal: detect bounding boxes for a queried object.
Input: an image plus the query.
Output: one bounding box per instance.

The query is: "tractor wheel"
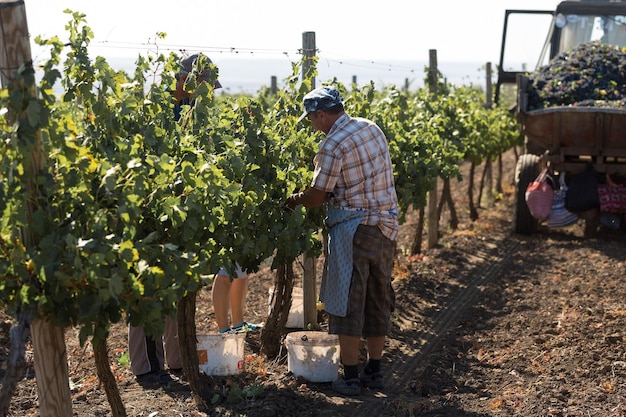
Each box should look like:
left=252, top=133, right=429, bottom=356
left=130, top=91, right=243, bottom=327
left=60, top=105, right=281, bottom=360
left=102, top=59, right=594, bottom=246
left=513, top=154, right=541, bottom=234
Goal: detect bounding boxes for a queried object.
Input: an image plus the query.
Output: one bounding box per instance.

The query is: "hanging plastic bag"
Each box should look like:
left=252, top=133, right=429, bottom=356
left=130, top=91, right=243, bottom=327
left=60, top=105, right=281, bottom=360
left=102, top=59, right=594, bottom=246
left=525, top=167, right=553, bottom=220
left=547, top=173, right=578, bottom=228
left=597, top=173, right=626, bottom=213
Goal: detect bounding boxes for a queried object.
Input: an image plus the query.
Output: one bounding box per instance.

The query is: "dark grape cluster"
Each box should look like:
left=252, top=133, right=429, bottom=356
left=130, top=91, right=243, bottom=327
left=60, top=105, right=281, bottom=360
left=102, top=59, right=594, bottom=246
left=526, top=41, right=626, bottom=110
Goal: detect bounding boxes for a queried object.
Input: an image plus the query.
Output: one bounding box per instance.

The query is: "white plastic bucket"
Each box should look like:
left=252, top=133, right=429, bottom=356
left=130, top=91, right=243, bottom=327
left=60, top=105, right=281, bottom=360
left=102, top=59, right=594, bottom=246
left=285, top=331, right=339, bottom=382
left=268, top=286, right=304, bottom=328
left=197, top=333, right=245, bottom=376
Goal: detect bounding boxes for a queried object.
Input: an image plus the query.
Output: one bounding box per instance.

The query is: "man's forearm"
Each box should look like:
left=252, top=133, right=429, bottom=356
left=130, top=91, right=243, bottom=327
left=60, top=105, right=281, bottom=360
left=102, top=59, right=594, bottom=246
left=286, top=187, right=327, bottom=209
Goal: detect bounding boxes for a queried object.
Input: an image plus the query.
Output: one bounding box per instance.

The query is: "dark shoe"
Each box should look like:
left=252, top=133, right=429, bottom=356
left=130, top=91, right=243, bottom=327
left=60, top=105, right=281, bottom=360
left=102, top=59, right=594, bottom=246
left=360, top=371, right=384, bottom=389
left=331, top=377, right=361, bottom=396
left=168, top=368, right=185, bottom=381
left=136, top=370, right=178, bottom=386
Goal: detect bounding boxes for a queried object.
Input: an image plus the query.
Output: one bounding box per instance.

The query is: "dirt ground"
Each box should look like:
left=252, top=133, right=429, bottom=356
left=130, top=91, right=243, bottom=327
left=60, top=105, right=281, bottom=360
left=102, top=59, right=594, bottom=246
left=3, top=149, right=626, bottom=416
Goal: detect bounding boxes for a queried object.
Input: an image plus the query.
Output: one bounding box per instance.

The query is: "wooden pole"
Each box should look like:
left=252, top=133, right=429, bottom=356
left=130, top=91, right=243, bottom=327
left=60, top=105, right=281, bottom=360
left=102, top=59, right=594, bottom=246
left=300, top=31, right=318, bottom=329
left=0, top=1, right=73, bottom=415
left=30, top=321, right=73, bottom=417
left=485, top=62, right=495, bottom=202
left=485, top=62, right=493, bottom=109
left=427, top=49, right=439, bottom=249
left=301, top=253, right=317, bottom=329
left=0, top=0, right=30, bottom=88
left=302, top=31, right=316, bottom=89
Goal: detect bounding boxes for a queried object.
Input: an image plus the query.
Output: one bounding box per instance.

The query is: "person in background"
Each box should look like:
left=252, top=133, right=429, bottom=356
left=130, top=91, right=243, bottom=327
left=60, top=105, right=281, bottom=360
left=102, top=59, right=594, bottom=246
left=128, top=317, right=181, bottom=385
left=212, top=265, right=260, bottom=334
left=173, top=53, right=222, bottom=121
left=285, top=86, right=398, bottom=396
left=174, top=53, right=259, bottom=335
left=128, top=53, right=222, bottom=386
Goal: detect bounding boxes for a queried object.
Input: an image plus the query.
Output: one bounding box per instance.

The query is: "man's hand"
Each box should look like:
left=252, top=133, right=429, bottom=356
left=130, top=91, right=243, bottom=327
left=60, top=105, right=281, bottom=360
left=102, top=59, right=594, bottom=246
left=284, top=188, right=327, bottom=209
left=284, top=192, right=303, bottom=210
left=174, top=72, right=191, bottom=102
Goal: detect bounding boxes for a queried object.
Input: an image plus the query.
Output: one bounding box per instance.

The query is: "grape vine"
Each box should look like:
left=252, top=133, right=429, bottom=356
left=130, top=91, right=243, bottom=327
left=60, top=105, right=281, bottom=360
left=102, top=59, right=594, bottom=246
left=0, top=9, right=520, bottom=397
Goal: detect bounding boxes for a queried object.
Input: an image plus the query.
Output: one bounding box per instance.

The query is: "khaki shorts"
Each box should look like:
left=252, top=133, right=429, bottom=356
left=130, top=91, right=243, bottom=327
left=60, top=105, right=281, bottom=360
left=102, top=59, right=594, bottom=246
left=217, top=263, right=247, bottom=279
left=328, top=225, right=396, bottom=338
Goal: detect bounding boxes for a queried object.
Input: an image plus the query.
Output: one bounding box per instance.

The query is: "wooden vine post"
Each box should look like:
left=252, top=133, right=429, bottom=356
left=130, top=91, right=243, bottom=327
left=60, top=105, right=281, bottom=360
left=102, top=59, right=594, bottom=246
left=427, top=49, right=439, bottom=249
left=300, top=31, right=318, bottom=329
left=0, top=1, right=73, bottom=416
left=483, top=62, right=494, bottom=205
left=485, top=62, right=503, bottom=195
left=302, top=31, right=316, bottom=88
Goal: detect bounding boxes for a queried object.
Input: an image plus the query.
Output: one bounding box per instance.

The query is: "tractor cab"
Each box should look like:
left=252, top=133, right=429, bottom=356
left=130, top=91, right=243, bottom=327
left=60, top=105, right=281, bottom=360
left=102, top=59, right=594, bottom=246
left=496, top=0, right=626, bottom=104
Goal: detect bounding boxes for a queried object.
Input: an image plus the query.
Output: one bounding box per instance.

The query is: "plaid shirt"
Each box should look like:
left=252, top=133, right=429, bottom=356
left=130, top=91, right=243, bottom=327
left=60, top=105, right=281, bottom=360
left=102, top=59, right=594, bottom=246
left=311, top=113, right=398, bottom=241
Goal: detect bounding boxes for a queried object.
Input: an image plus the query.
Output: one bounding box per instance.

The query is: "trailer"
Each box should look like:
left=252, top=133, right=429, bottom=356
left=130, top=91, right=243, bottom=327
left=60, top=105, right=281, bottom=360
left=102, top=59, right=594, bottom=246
left=497, top=0, right=626, bottom=234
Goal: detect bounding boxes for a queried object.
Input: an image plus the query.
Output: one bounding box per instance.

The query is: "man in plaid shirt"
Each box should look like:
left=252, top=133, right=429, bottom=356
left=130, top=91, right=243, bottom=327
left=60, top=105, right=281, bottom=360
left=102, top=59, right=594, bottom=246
left=286, top=86, right=398, bottom=396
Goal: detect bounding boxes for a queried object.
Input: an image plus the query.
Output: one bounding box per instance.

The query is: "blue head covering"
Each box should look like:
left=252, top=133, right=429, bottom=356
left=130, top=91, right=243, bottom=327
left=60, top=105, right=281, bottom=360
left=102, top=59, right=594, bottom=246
left=298, top=86, right=343, bottom=121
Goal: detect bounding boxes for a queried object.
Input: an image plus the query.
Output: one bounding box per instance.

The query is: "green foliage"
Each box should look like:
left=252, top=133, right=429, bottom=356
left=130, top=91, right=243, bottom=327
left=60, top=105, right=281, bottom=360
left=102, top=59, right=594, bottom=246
left=226, top=382, right=265, bottom=404
left=117, top=351, right=130, bottom=367
left=0, top=11, right=521, bottom=349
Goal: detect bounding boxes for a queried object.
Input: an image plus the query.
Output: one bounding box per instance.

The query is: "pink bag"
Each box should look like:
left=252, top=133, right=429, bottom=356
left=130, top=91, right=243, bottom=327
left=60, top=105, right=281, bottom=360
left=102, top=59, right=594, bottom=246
left=525, top=167, right=553, bottom=220
left=598, top=173, right=626, bottom=213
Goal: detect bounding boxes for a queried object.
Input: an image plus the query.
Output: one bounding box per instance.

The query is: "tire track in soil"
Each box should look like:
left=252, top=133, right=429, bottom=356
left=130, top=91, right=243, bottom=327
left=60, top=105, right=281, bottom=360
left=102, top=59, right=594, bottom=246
left=366, top=231, right=521, bottom=415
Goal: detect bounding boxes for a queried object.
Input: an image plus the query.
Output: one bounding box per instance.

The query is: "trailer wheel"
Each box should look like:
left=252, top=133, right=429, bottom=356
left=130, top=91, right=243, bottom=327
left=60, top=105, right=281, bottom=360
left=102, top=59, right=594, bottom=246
left=513, top=154, right=541, bottom=234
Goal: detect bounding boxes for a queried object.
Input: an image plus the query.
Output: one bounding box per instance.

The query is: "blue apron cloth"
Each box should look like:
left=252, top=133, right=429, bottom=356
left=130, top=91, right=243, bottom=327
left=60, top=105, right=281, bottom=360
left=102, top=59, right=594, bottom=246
left=319, top=206, right=366, bottom=317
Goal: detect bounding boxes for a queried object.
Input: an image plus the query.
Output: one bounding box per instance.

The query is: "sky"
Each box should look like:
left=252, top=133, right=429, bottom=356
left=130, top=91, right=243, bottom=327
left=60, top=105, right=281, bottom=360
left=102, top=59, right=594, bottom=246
left=22, top=0, right=563, bottom=93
